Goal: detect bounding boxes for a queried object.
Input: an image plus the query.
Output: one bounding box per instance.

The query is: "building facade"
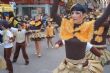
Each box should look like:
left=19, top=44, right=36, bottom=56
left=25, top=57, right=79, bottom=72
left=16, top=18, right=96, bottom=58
left=15, top=0, right=54, bottom=17
left=2, top=0, right=62, bottom=17
left=9, top=0, right=64, bottom=17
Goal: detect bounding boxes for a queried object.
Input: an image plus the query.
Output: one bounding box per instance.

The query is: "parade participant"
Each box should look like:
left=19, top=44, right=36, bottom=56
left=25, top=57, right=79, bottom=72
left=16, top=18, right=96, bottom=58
left=86, top=16, right=110, bottom=65
left=29, top=18, right=44, bottom=57
left=53, top=3, right=105, bottom=73
left=0, top=21, right=14, bottom=73
left=45, top=19, right=55, bottom=48
left=12, top=23, right=29, bottom=65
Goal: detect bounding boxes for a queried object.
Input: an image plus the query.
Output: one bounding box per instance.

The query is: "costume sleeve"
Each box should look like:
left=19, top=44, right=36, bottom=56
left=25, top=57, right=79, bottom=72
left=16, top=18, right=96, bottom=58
left=59, top=18, right=74, bottom=40
left=90, top=47, right=102, bottom=57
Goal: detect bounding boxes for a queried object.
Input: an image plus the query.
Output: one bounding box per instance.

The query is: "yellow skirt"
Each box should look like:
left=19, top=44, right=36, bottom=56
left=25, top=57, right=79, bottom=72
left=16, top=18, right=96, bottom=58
left=86, top=48, right=110, bottom=65
left=29, top=31, right=46, bottom=41
left=53, top=59, right=103, bottom=73
left=0, top=56, right=6, bottom=70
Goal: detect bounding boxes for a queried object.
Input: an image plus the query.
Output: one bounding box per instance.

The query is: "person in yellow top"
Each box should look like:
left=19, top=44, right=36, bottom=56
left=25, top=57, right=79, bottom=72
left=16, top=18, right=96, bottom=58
left=45, top=19, right=55, bottom=48
left=29, top=19, right=43, bottom=57
left=53, top=3, right=110, bottom=73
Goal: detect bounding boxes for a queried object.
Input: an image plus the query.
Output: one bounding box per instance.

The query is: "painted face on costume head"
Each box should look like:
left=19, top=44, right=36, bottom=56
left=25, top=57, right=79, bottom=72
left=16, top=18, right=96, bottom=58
left=71, top=11, right=85, bottom=24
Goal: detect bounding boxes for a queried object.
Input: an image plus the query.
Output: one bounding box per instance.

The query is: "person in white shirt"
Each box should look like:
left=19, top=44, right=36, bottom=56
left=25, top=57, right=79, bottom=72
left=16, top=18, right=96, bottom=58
left=0, top=21, right=14, bottom=73
left=11, top=24, right=29, bottom=65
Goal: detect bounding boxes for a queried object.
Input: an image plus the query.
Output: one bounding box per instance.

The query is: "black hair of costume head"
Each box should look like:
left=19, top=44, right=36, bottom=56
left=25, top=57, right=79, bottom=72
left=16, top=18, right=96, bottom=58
left=70, top=3, right=87, bottom=13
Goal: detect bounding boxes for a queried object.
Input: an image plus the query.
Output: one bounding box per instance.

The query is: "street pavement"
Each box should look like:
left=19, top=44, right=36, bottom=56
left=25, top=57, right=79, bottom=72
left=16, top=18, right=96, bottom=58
left=0, top=33, right=110, bottom=73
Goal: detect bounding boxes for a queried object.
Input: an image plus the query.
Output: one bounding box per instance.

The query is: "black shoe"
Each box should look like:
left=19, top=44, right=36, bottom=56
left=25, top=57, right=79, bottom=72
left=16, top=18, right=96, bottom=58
left=25, top=61, right=29, bottom=65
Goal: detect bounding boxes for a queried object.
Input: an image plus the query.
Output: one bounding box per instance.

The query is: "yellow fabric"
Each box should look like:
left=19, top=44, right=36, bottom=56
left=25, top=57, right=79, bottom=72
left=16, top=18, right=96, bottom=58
left=60, top=18, right=94, bottom=42
left=45, top=25, right=54, bottom=37
left=53, top=59, right=103, bottom=73
left=94, top=26, right=104, bottom=42
left=60, top=18, right=74, bottom=40
left=9, top=17, right=14, bottom=24
left=35, top=21, right=41, bottom=26
left=0, top=4, right=13, bottom=12
left=94, top=26, right=104, bottom=35
left=0, top=56, right=6, bottom=70
left=95, top=36, right=103, bottom=43
left=74, top=21, right=94, bottom=42
left=9, top=17, right=18, bottom=27
left=13, top=20, right=18, bottom=27
left=30, top=20, right=35, bottom=25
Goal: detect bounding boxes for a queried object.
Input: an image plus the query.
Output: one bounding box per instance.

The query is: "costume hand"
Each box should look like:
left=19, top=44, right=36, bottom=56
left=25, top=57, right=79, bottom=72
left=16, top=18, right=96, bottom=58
left=55, top=44, right=60, bottom=48
left=55, top=40, right=64, bottom=48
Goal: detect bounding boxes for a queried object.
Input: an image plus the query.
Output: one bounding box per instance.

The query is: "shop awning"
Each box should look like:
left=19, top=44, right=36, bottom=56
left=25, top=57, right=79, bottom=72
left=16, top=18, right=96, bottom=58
left=0, top=4, right=14, bottom=12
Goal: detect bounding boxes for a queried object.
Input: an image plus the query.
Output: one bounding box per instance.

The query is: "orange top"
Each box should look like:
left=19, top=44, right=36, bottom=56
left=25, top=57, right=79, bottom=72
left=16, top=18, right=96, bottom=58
left=45, top=25, right=54, bottom=37
left=94, top=26, right=105, bottom=43
left=60, top=18, right=94, bottom=42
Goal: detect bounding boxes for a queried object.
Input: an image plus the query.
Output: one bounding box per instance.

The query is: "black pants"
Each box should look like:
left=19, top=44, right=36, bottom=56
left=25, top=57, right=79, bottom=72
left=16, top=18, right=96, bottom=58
left=13, top=42, right=29, bottom=63
left=4, top=47, right=13, bottom=73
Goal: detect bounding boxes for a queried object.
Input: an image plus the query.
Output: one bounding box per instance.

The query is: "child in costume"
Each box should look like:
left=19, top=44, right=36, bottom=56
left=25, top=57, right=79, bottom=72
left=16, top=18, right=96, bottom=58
left=45, top=19, right=55, bottom=48
left=86, top=17, right=110, bottom=66
left=29, top=19, right=44, bottom=57
left=11, top=24, right=29, bottom=65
